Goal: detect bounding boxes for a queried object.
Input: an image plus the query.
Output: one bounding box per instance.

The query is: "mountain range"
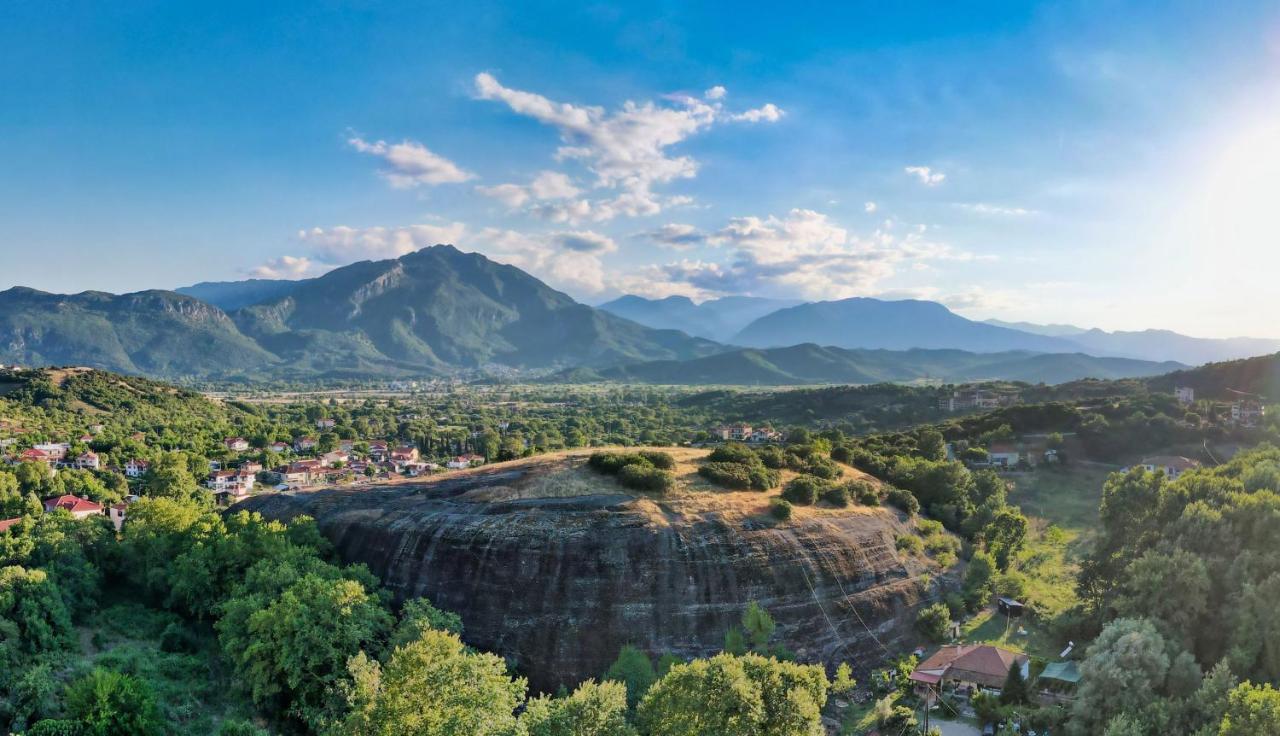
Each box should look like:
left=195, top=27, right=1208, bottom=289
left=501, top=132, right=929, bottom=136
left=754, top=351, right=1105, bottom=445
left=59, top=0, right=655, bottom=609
left=2, top=244, right=1275, bottom=384
left=0, top=246, right=719, bottom=380
left=610, top=295, right=1280, bottom=365
left=552, top=343, right=1184, bottom=386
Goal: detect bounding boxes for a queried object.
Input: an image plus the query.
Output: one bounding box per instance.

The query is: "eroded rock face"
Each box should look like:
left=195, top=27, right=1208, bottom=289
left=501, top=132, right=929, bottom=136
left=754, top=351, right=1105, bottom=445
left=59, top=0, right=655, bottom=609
left=238, top=461, right=936, bottom=692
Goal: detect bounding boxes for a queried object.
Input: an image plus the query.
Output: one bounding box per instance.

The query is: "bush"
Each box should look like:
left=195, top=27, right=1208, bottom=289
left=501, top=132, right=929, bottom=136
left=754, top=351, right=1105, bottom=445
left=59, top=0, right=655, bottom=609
left=822, top=485, right=850, bottom=507
left=850, top=481, right=880, bottom=506
left=755, top=445, right=788, bottom=469
left=588, top=452, right=651, bottom=475
left=917, top=519, right=944, bottom=537
left=915, top=602, right=952, bottom=643
left=895, top=534, right=923, bottom=555
left=781, top=475, right=827, bottom=506
left=801, top=456, right=841, bottom=480
left=158, top=621, right=201, bottom=653
left=617, top=464, right=674, bottom=493
left=698, top=462, right=778, bottom=491
left=638, top=450, right=675, bottom=470
left=708, top=443, right=757, bottom=465
left=769, top=498, right=792, bottom=521
left=831, top=445, right=854, bottom=464
left=886, top=487, right=920, bottom=515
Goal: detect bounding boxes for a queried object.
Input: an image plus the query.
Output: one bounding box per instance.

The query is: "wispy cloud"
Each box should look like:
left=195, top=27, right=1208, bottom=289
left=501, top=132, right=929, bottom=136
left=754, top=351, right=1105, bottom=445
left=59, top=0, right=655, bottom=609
left=904, top=165, right=946, bottom=186
left=473, top=72, right=782, bottom=222
left=347, top=136, right=474, bottom=187
left=955, top=202, right=1038, bottom=216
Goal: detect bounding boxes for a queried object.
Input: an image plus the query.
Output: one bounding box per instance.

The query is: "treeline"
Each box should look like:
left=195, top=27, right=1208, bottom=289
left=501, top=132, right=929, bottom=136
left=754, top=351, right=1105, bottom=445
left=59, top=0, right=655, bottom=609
left=1056, top=445, right=1280, bottom=734
left=1, top=492, right=855, bottom=734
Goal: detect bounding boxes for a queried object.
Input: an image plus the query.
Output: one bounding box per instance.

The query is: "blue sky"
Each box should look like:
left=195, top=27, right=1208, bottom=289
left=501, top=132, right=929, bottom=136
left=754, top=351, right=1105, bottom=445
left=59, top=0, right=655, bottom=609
left=2, top=1, right=1278, bottom=337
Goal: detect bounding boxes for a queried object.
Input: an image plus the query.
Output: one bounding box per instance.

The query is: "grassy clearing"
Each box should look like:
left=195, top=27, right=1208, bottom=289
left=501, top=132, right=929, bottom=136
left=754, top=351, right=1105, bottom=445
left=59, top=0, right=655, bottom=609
left=959, top=607, right=1061, bottom=661
left=1007, top=464, right=1115, bottom=534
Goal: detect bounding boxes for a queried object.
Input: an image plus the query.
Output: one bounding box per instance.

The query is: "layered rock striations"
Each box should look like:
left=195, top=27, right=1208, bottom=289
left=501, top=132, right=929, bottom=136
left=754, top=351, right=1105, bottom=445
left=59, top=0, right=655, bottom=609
left=238, top=455, right=939, bottom=692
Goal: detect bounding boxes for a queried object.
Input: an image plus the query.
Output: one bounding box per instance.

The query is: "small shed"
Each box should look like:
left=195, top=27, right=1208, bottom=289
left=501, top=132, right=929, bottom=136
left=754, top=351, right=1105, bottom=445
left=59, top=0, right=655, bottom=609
left=997, top=597, right=1025, bottom=617
left=1038, top=661, right=1081, bottom=686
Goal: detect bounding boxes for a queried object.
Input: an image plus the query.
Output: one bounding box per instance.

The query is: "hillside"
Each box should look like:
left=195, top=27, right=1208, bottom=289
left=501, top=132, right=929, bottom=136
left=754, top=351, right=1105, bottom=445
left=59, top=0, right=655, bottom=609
left=175, top=278, right=310, bottom=311
left=233, top=245, right=722, bottom=375
left=0, top=246, right=722, bottom=380
left=562, top=343, right=1183, bottom=385
left=0, top=287, right=280, bottom=377
left=1146, top=351, right=1280, bottom=400
left=732, top=298, right=1085, bottom=353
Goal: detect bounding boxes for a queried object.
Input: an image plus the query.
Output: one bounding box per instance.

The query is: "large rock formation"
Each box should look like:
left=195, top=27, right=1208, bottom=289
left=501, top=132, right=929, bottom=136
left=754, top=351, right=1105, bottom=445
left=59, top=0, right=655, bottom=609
left=238, top=452, right=940, bottom=692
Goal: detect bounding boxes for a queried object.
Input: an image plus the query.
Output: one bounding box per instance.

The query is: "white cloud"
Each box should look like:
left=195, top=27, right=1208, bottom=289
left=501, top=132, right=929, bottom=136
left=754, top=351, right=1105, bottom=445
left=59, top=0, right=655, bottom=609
left=475, top=183, right=531, bottom=208
left=474, top=72, right=781, bottom=221
left=904, top=165, right=946, bottom=186
left=609, top=208, right=982, bottom=301
left=864, top=201, right=878, bottom=213
left=704, top=85, right=727, bottom=100
left=477, top=170, right=582, bottom=209
left=955, top=202, right=1038, bottom=216
left=297, top=222, right=468, bottom=263
left=643, top=223, right=707, bottom=250
left=247, top=256, right=326, bottom=279
left=348, top=136, right=474, bottom=187
left=471, top=227, right=610, bottom=294
left=551, top=230, right=617, bottom=254
left=730, top=103, right=784, bottom=123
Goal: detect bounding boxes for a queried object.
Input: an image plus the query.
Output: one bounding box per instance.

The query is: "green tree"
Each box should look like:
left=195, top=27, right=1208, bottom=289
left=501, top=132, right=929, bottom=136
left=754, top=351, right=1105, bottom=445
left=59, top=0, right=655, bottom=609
left=916, top=429, right=947, bottom=462
left=985, top=509, right=1028, bottom=571
left=333, top=629, right=525, bottom=736
left=1000, top=660, right=1028, bottom=705
left=519, top=679, right=634, bottom=736
left=225, top=571, right=393, bottom=727
left=742, top=602, right=776, bottom=653
left=390, top=597, right=463, bottom=648
left=724, top=627, right=748, bottom=656
left=1113, top=549, right=1210, bottom=648
left=604, top=645, right=657, bottom=710
left=636, top=653, right=827, bottom=736
left=1070, top=618, right=1173, bottom=735
left=915, top=602, right=951, bottom=643
left=1220, top=682, right=1280, bottom=735
left=64, top=668, right=163, bottom=736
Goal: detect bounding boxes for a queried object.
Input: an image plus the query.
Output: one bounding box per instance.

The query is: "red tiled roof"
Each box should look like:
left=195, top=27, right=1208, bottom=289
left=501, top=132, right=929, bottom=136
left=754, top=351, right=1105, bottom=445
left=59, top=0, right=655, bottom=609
left=0, top=517, right=23, bottom=532
left=42, top=495, right=103, bottom=514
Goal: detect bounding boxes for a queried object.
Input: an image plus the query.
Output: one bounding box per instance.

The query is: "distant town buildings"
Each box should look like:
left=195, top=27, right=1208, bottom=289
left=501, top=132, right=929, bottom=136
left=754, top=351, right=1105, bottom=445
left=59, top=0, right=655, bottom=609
left=1129, top=455, right=1201, bottom=479
left=1175, top=386, right=1196, bottom=404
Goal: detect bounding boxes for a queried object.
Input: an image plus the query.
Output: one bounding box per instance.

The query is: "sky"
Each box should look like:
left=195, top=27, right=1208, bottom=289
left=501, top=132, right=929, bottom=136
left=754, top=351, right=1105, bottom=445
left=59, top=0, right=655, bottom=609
left=2, top=1, right=1279, bottom=338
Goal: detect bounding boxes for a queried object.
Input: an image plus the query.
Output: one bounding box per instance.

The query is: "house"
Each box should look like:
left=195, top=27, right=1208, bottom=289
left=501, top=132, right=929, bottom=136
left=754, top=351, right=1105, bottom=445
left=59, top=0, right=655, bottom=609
left=293, top=436, right=317, bottom=452
left=316, top=418, right=336, bottom=430
left=749, top=427, right=783, bottom=443
left=714, top=424, right=752, bottom=441
left=910, top=644, right=1029, bottom=696
left=1231, top=400, right=1265, bottom=427
left=338, top=439, right=356, bottom=453
left=0, top=517, right=23, bottom=533
left=390, top=446, right=420, bottom=463
left=78, top=433, right=94, bottom=443
left=206, top=469, right=256, bottom=500
left=19, top=448, right=52, bottom=465
left=124, top=458, right=150, bottom=478
left=447, top=454, right=484, bottom=469
left=89, top=424, right=105, bottom=435
left=107, top=498, right=138, bottom=533
left=239, top=460, right=263, bottom=474
left=34, top=442, right=70, bottom=460
left=368, top=441, right=390, bottom=460
left=269, top=441, right=291, bottom=453
left=74, top=451, right=100, bottom=470
left=224, top=437, right=250, bottom=452
left=42, top=495, right=104, bottom=519
left=319, top=450, right=348, bottom=467
left=1175, top=386, right=1196, bottom=404
left=987, top=443, right=1022, bottom=468
left=1130, top=455, right=1201, bottom=479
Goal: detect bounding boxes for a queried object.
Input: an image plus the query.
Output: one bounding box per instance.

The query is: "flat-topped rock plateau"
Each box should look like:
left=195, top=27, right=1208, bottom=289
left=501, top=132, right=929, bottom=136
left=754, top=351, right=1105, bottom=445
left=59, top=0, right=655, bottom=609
left=237, top=447, right=942, bottom=692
